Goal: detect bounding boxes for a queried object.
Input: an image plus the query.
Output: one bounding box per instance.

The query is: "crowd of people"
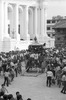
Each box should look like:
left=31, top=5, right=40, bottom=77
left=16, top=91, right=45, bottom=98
left=0, top=46, right=66, bottom=99
left=45, top=48, right=66, bottom=94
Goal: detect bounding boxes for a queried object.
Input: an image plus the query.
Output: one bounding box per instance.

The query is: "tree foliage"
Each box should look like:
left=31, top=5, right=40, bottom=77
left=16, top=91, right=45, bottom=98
left=52, top=15, right=63, bottom=20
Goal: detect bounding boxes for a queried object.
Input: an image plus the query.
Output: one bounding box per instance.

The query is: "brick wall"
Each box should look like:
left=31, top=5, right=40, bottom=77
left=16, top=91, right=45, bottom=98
left=55, top=28, right=66, bottom=48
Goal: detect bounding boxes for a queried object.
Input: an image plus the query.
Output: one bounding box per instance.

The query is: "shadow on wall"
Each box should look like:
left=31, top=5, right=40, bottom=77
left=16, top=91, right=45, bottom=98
left=2, top=37, right=11, bottom=52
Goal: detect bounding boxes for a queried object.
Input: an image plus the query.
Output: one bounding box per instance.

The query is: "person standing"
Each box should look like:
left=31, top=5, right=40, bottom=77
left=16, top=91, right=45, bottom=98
left=3, top=70, right=9, bottom=86
left=0, top=58, right=2, bottom=75
left=61, top=73, right=66, bottom=94
left=10, top=68, right=15, bottom=82
left=14, top=63, right=18, bottom=77
left=46, top=69, right=53, bottom=87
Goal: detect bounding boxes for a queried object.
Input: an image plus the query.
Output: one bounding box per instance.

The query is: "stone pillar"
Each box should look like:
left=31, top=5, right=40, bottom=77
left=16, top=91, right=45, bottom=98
left=23, top=6, right=30, bottom=40
left=37, top=0, right=48, bottom=43
left=44, top=7, right=47, bottom=36
left=4, top=2, right=9, bottom=37
left=0, top=1, right=3, bottom=52
left=2, top=2, right=11, bottom=52
left=0, top=1, right=3, bottom=39
left=37, top=7, right=41, bottom=35
left=38, top=5, right=47, bottom=37
left=29, top=8, right=34, bottom=40
left=31, top=8, right=33, bottom=39
left=13, top=4, right=19, bottom=39
left=41, top=7, right=44, bottom=37
left=34, top=7, right=37, bottom=37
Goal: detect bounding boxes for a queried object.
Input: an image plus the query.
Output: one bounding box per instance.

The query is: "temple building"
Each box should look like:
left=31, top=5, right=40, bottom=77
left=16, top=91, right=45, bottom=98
left=0, top=0, right=54, bottom=52
left=53, top=19, right=66, bottom=48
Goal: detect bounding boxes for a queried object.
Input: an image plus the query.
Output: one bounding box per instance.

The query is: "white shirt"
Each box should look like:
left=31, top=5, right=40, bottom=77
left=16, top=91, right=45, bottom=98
left=46, top=71, right=53, bottom=77
left=4, top=72, right=9, bottom=77
left=62, top=75, right=66, bottom=81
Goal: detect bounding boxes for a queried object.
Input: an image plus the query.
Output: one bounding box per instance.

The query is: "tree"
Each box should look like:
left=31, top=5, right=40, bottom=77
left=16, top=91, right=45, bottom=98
left=52, top=15, right=63, bottom=20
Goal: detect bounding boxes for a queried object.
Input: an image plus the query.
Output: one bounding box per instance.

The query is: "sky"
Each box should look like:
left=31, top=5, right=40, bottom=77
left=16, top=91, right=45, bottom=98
left=47, top=0, right=66, bottom=19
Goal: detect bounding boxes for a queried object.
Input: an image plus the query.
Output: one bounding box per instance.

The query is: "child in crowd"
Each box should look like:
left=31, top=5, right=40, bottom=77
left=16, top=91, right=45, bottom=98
left=0, top=84, right=8, bottom=96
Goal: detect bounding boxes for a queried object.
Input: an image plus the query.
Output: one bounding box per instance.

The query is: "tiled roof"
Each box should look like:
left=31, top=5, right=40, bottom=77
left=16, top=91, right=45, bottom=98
left=53, top=19, right=66, bottom=29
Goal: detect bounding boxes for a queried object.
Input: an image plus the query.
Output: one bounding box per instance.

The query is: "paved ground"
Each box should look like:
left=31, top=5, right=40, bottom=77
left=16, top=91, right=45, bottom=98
left=0, top=73, right=66, bottom=100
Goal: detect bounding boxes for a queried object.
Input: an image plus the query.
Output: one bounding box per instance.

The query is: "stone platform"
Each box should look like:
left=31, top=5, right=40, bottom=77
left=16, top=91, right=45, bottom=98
left=22, top=67, right=42, bottom=77
left=22, top=71, right=42, bottom=77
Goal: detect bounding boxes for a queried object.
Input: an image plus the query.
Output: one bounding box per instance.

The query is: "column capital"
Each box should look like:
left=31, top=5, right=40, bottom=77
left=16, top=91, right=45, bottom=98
left=34, top=6, right=38, bottom=10
left=34, top=7, right=37, bottom=11
left=24, top=5, right=29, bottom=9
left=18, top=5, right=23, bottom=12
left=37, top=1, right=47, bottom=10
left=4, top=1, right=9, bottom=38
left=15, top=4, right=19, bottom=8
left=24, top=5, right=29, bottom=13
